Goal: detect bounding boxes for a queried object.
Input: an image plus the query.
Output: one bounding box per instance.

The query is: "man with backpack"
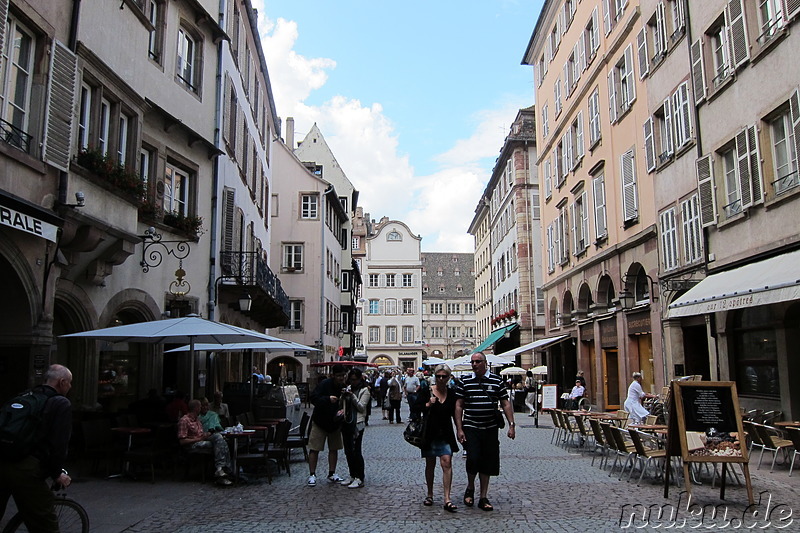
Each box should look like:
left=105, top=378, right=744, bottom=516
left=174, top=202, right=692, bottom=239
left=0, top=364, right=73, bottom=532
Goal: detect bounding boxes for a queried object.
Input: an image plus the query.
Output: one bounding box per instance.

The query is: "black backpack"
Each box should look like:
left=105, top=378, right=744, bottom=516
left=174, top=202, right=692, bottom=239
left=0, top=387, right=59, bottom=461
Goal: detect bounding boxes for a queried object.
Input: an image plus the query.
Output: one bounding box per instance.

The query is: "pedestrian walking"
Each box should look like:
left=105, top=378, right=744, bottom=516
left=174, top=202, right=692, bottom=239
left=340, top=368, right=370, bottom=489
left=307, top=365, right=347, bottom=486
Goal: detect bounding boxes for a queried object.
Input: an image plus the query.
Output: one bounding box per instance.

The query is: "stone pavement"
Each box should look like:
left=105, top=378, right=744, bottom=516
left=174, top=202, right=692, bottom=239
left=2, top=405, right=799, bottom=532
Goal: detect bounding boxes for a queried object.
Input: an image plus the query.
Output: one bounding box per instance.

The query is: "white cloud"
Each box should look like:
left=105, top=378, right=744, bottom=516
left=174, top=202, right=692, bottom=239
left=257, top=7, right=527, bottom=254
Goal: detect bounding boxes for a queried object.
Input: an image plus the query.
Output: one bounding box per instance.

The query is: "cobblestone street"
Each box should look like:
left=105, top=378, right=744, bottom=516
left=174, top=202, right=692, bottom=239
left=3, top=406, right=798, bottom=532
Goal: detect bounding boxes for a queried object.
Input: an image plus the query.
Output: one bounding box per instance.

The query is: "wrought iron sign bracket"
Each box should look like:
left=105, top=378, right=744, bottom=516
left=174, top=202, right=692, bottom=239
left=140, top=227, right=192, bottom=273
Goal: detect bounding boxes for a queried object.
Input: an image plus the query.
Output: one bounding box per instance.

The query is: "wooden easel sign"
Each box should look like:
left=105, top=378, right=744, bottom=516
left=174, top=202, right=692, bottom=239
left=664, top=381, right=754, bottom=504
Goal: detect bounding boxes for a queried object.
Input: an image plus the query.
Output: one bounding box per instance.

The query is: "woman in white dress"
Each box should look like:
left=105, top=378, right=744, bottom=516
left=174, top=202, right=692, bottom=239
left=623, top=372, right=654, bottom=424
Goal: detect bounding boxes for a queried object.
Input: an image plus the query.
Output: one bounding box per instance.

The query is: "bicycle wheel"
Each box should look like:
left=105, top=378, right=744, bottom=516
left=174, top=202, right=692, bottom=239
left=3, top=499, right=89, bottom=533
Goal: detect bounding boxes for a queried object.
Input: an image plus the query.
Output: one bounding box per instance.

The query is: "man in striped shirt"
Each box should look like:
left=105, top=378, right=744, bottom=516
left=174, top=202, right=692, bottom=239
left=454, top=352, right=515, bottom=512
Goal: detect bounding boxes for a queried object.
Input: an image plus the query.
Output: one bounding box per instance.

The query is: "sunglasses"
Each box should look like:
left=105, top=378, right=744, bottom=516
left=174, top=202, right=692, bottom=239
left=470, top=360, right=486, bottom=364
left=435, top=374, right=449, bottom=379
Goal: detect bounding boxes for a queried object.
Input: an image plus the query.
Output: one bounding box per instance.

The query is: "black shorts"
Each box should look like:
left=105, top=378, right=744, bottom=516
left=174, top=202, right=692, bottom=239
left=464, top=427, right=500, bottom=476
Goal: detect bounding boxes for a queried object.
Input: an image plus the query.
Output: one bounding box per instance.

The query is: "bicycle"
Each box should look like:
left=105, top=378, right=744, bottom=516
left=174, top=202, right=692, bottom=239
left=2, top=475, right=89, bottom=533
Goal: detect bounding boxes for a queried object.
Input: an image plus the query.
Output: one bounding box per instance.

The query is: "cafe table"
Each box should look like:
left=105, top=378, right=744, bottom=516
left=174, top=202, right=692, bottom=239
left=110, top=426, right=152, bottom=479
left=221, top=428, right=255, bottom=479
left=628, top=424, right=668, bottom=431
left=774, top=421, right=800, bottom=428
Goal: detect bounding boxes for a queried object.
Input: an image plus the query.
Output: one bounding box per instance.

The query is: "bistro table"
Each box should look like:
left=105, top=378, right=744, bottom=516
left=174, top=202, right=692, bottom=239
left=221, top=429, right=255, bottom=479
left=628, top=424, right=668, bottom=431
left=110, top=426, right=152, bottom=479
left=774, top=421, right=800, bottom=428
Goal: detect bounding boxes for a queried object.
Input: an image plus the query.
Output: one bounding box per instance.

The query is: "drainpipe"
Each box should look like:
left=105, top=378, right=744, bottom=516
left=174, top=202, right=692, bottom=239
left=207, top=0, right=225, bottom=321
left=320, top=187, right=331, bottom=358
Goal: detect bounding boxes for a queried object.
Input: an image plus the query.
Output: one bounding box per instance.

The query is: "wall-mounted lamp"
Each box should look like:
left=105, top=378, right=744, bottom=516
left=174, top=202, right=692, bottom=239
left=619, top=272, right=659, bottom=310
left=238, top=292, right=252, bottom=312
left=57, top=191, right=86, bottom=209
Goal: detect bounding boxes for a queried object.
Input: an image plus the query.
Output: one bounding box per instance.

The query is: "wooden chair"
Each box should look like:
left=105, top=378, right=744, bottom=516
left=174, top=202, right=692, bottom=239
left=237, top=425, right=276, bottom=483
left=609, top=425, right=637, bottom=480
left=615, top=410, right=630, bottom=428
left=786, top=428, right=800, bottom=476
left=572, top=414, right=591, bottom=452
left=644, top=415, right=658, bottom=425
left=752, top=423, right=794, bottom=472
left=286, top=412, right=311, bottom=462
left=627, top=429, right=668, bottom=485
left=587, top=417, right=609, bottom=468
left=267, top=420, right=292, bottom=476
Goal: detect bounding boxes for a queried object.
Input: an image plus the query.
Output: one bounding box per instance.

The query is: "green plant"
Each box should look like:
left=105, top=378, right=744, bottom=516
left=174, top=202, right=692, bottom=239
left=163, top=211, right=203, bottom=237
left=77, top=148, right=145, bottom=203
left=138, top=199, right=159, bottom=220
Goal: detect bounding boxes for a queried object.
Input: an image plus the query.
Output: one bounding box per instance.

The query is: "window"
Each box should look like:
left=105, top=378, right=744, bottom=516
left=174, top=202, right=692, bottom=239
left=608, top=45, right=636, bottom=123
left=77, top=84, right=91, bottom=150
left=351, top=236, right=360, bottom=249
left=756, top=0, right=784, bottom=44
left=387, top=230, right=402, bottom=241
left=139, top=147, right=154, bottom=190
left=176, top=27, right=201, bottom=92
left=448, top=327, right=460, bottom=339
left=722, top=148, right=741, bottom=216
left=385, top=273, right=395, bottom=287
left=384, top=298, right=397, bottom=315
left=97, top=98, right=111, bottom=155
left=585, top=7, right=600, bottom=63
left=288, top=300, right=302, bottom=330
left=732, top=307, right=779, bottom=398
left=368, top=299, right=380, bottom=315
left=283, top=243, right=303, bottom=270
left=603, top=0, right=629, bottom=35
left=770, top=109, right=798, bottom=195
left=464, top=303, right=475, bottom=314
left=402, top=273, right=413, bottom=287
left=431, top=303, right=443, bottom=314
left=368, top=273, right=379, bottom=287
left=301, top=194, right=318, bottom=219
left=681, top=195, right=703, bottom=264
left=570, top=112, right=585, bottom=169
left=402, top=326, right=414, bottom=343
left=593, top=173, right=608, bottom=239
left=430, top=326, right=443, bottom=338
left=354, top=333, right=363, bottom=350
left=164, top=164, right=191, bottom=215
left=447, top=303, right=460, bottom=314
left=588, top=87, right=601, bottom=146
left=402, top=299, right=413, bottom=314
left=570, top=191, right=589, bottom=255
left=719, top=125, right=763, bottom=218
left=117, top=114, right=129, bottom=164
left=660, top=208, right=679, bottom=271
left=709, top=23, right=730, bottom=89
left=385, top=326, right=397, bottom=343
left=148, top=0, right=164, bottom=62
left=620, top=149, right=638, bottom=222
left=368, top=326, right=380, bottom=344
left=541, top=104, right=549, bottom=138
left=0, top=16, right=35, bottom=151
left=341, top=271, right=350, bottom=291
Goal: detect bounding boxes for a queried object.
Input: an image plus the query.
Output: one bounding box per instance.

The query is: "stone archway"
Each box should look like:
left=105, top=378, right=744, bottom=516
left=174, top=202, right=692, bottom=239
left=0, top=248, right=36, bottom=401
left=267, top=355, right=303, bottom=384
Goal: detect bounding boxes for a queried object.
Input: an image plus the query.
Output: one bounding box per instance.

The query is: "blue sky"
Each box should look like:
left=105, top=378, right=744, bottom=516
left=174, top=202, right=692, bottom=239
left=258, top=1, right=545, bottom=251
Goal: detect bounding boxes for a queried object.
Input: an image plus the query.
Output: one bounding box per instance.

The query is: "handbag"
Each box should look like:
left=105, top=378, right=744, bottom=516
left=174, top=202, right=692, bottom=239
left=494, top=410, right=506, bottom=429
left=403, top=415, right=427, bottom=448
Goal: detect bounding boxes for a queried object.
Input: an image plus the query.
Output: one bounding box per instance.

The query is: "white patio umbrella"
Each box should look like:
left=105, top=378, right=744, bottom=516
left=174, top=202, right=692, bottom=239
left=530, top=365, right=548, bottom=375
left=164, top=340, right=319, bottom=353
left=61, top=316, right=282, bottom=398
left=450, top=353, right=515, bottom=368
left=499, top=366, right=528, bottom=376
left=422, top=356, right=447, bottom=366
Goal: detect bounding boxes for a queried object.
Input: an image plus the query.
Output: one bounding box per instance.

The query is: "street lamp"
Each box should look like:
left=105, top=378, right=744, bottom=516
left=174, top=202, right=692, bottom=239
left=238, top=292, right=252, bottom=312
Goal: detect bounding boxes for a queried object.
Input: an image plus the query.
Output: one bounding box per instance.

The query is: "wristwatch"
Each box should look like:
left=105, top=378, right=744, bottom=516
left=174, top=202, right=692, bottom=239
left=509, top=422, right=516, bottom=427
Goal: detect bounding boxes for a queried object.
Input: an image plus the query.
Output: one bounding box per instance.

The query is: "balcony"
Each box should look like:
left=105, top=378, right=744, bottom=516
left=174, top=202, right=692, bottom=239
left=218, top=251, right=289, bottom=328
left=0, top=118, right=32, bottom=154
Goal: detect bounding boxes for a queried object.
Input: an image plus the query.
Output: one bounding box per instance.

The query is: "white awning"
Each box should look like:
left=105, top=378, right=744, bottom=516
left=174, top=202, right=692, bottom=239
left=668, top=249, right=800, bottom=318
left=494, top=335, right=569, bottom=358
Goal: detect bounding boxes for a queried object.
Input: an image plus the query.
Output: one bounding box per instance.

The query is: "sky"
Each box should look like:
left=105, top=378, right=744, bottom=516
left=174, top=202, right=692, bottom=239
left=257, top=1, right=545, bottom=252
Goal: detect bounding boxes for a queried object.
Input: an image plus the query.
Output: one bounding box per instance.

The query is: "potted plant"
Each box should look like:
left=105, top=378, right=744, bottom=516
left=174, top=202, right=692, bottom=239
left=76, top=147, right=145, bottom=204
left=162, top=211, right=203, bottom=239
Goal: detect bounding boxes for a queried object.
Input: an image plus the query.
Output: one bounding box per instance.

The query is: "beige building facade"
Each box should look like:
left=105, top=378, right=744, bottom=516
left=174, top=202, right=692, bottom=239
left=524, top=0, right=663, bottom=407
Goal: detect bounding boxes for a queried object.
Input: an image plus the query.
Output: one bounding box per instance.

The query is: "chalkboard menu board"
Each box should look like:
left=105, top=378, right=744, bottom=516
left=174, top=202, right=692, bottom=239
left=664, top=381, right=753, bottom=504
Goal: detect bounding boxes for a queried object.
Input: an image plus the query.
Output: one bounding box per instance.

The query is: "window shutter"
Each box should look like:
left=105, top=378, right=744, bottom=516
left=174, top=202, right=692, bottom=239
left=735, top=129, right=752, bottom=208
left=223, top=77, right=231, bottom=143
left=570, top=202, right=578, bottom=255
left=581, top=191, right=590, bottom=250
left=690, top=40, right=706, bottom=105
left=565, top=130, right=574, bottom=171
left=544, top=158, right=552, bottom=198
left=608, top=70, right=618, bottom=123
left=546, top=223, right=554, bottom=271
left=603, top=0, right=612, bottom=34
left=623, top=45, right=636, bottom=104
left=747, top=125, right=763, bottom=205
left=675, top=0, right=686, bottom=30
left=43, top=41, right=77, bottom=171
left=789, top=89, right=800, bottom=177
left=553, top=215, right=562, bottom=263
left=576, top=111, right=584, bottom=159
left=656, top=2, right=668, bottom=53
left=564, top=63, right=571, bottom=98
left=413, top=300, right=419, bottom=315
left=637, top=28, right=649, bottom=79
left=663, top=96, right=674, bottom=156
left=621, top=149, right=638, bottom=221
left=222, top=188, right=235, bottom=252
left=593, top=175, right=607, bottom=238
left=660, top=209, right=678, bottom=271
left=643, top=118, right=656, bottom=172
left=679, top=82, right=692, bottom=145
left=578, top=33, right=587, bottom=71
left=727, top=0, right=749, bottom=69
left=784, top=0, right=800, bottom=21
left=0, top=0, right=7, bottom=59
left=696, top=155, right=717, bottom=227
left=592, top=7, right=600, bottom=52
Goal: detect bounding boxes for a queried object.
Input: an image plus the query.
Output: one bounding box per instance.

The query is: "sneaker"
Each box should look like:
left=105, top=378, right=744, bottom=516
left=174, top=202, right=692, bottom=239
left=339, top=477, right=353, bottom=486
left=327, top=473, right=343, bottom=483
left=307, top=474, right=317, bottom=486
left=346, top=478, right=364, bottom=489
left=214, top=467, right=226, bottom=478
left=216, top=477, right=232, bottom=486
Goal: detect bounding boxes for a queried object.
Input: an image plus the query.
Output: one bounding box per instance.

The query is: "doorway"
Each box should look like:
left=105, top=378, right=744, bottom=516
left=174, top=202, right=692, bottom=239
left=603, top=349, right=620, bottom=409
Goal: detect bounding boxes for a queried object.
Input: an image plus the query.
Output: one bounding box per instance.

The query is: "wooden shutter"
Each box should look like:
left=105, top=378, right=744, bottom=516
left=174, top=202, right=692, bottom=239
left=690, top=39, right=706, bottom=105
left=580, top=191, right=590, bottom=250
left=621, top=149, right=638, bottom=221
left=790, top=89, right=800, bottom=177
left=643, top=118, right=656, bottom=172
left=637, top=28, right=649, bottom=79
left=593, top=175, right=607, bottom=237
left=608, top=69, right=618, bottom=123
left=735, top=129, right=752, bottom=208
left=546, top=223, right=554, bottom=271
left=43, top=41, right=77, bottom=171
left=570, top=202, right=578, bottom=255
left=603, top=0, right=612, bottom=34
left=663, top=97, right=674, bottom=156
left=578, top=33, right=587, bottom=71
left=623, top=45, right=636, bottom=105
left=544, top=158, right=552, bottom=198
left=656, top=2, right=668, bottom=53
left=660, top=209, right=678, bottom=271
left=223, top=77, right=231, bottom=144
left=0, top=0, right=7, bottom=61
left=696, top=155, right=717, bottom=227
left=222, top=188, right=235, bottom=252
left=784, top=0, right=800, bottom=21
left=747, top=125, right=763, bottom=205
left=678, top=82, right=692, bottom=145
left=575, top=110, right=584, bottom=160
left=727, top=0, right=749, bottom=69
left=564, top=63, right=571, bottom=98
left=565, top=130, right=573, bottom=171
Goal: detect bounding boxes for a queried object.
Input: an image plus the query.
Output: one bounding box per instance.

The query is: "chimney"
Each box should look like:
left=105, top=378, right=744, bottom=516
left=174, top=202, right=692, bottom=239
left=286, top=117, right=295, bottom=150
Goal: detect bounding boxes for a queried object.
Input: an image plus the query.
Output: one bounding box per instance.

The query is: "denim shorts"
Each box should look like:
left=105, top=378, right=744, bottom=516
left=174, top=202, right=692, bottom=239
left=421, top=438, right=453, bottom=458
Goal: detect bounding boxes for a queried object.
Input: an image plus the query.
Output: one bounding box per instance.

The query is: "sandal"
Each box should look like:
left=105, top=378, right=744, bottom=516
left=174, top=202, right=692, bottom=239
left=443, top=501, right=457, bottom=513
left=463, top=488, right=474, bottom=507
left=423, top=496, right=433, bottom=507
left=478, top=497, right=494, bottom=512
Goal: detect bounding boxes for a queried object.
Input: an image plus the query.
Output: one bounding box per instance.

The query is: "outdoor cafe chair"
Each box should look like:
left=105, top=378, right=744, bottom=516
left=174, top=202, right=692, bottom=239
left=600, top=422, right=632, bottom=478
left=786, top=428, right=800, bottom=476
left=644, top=414, right=658, bottom=426
left=615, top=410, right=630, bottom=428
left=548, top=410, right=564, bottom=445
left=741, top=420, right=764, bottom=454
left=752, top=422, right=794, bottom=472
left=609, top=425, right=637, bottom=480
left=761, top=410, right=782, bottom=425
left=237, top=425, right=276, bottom=483
left=572, top=414, right=591, bottom=453
left=556, top=411, right=581, bottom=449
left=286, top=411, right=311, bottom=462
left=587, top=417, right=609, bottom=468
left=627, top=429, right=668, bottom=486
left=267, top=419, right=293, bottom=476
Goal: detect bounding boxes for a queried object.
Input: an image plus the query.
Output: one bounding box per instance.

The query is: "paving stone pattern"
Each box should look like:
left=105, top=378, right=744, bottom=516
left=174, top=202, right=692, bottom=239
left=3, top=405, right=798, bottom=532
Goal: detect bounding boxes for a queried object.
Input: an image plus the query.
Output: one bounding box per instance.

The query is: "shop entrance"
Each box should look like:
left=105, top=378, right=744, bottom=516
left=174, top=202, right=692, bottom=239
left=603, top=349, right=620, bottom=409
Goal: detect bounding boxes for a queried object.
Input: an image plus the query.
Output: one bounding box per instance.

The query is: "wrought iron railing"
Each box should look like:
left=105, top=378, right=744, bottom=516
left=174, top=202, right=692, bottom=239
left=219, top=250, right=289, bottom=316
left=723, top=198, right=742, bottom=218
left=773, top=170, right=799, bottom=196
left=0, top=118, right=32, bottom=153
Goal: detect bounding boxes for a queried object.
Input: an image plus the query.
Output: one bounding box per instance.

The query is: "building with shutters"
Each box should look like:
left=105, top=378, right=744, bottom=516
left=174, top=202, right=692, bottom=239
left=0, top=0, right=288, bottom=409
left=523, top=0, right=663, bottom=408
left=420, top=252, right=476, bottom=360
left=665, top=0, right=800, bottom=419
left=355, top=213, right=423, bottom=370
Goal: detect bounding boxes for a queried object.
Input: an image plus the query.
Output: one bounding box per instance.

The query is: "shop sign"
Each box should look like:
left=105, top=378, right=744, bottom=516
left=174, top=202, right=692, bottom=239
left=626, top=310, right=651, bottom=335
left=579, top=323, right=594, bottom=342
left=397, top=351, right=419, bottom=357
left=599, top=318, right=617, bottom=348
left=0, top=204, right=59, bottom=243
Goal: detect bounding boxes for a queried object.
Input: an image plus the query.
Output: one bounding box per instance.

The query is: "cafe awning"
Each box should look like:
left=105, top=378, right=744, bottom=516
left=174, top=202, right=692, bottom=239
left=668, top=249, right=800, bottom=318
left=494, top=334, right=570, bottom=358
left=472, top=324, right=518, bottom=353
